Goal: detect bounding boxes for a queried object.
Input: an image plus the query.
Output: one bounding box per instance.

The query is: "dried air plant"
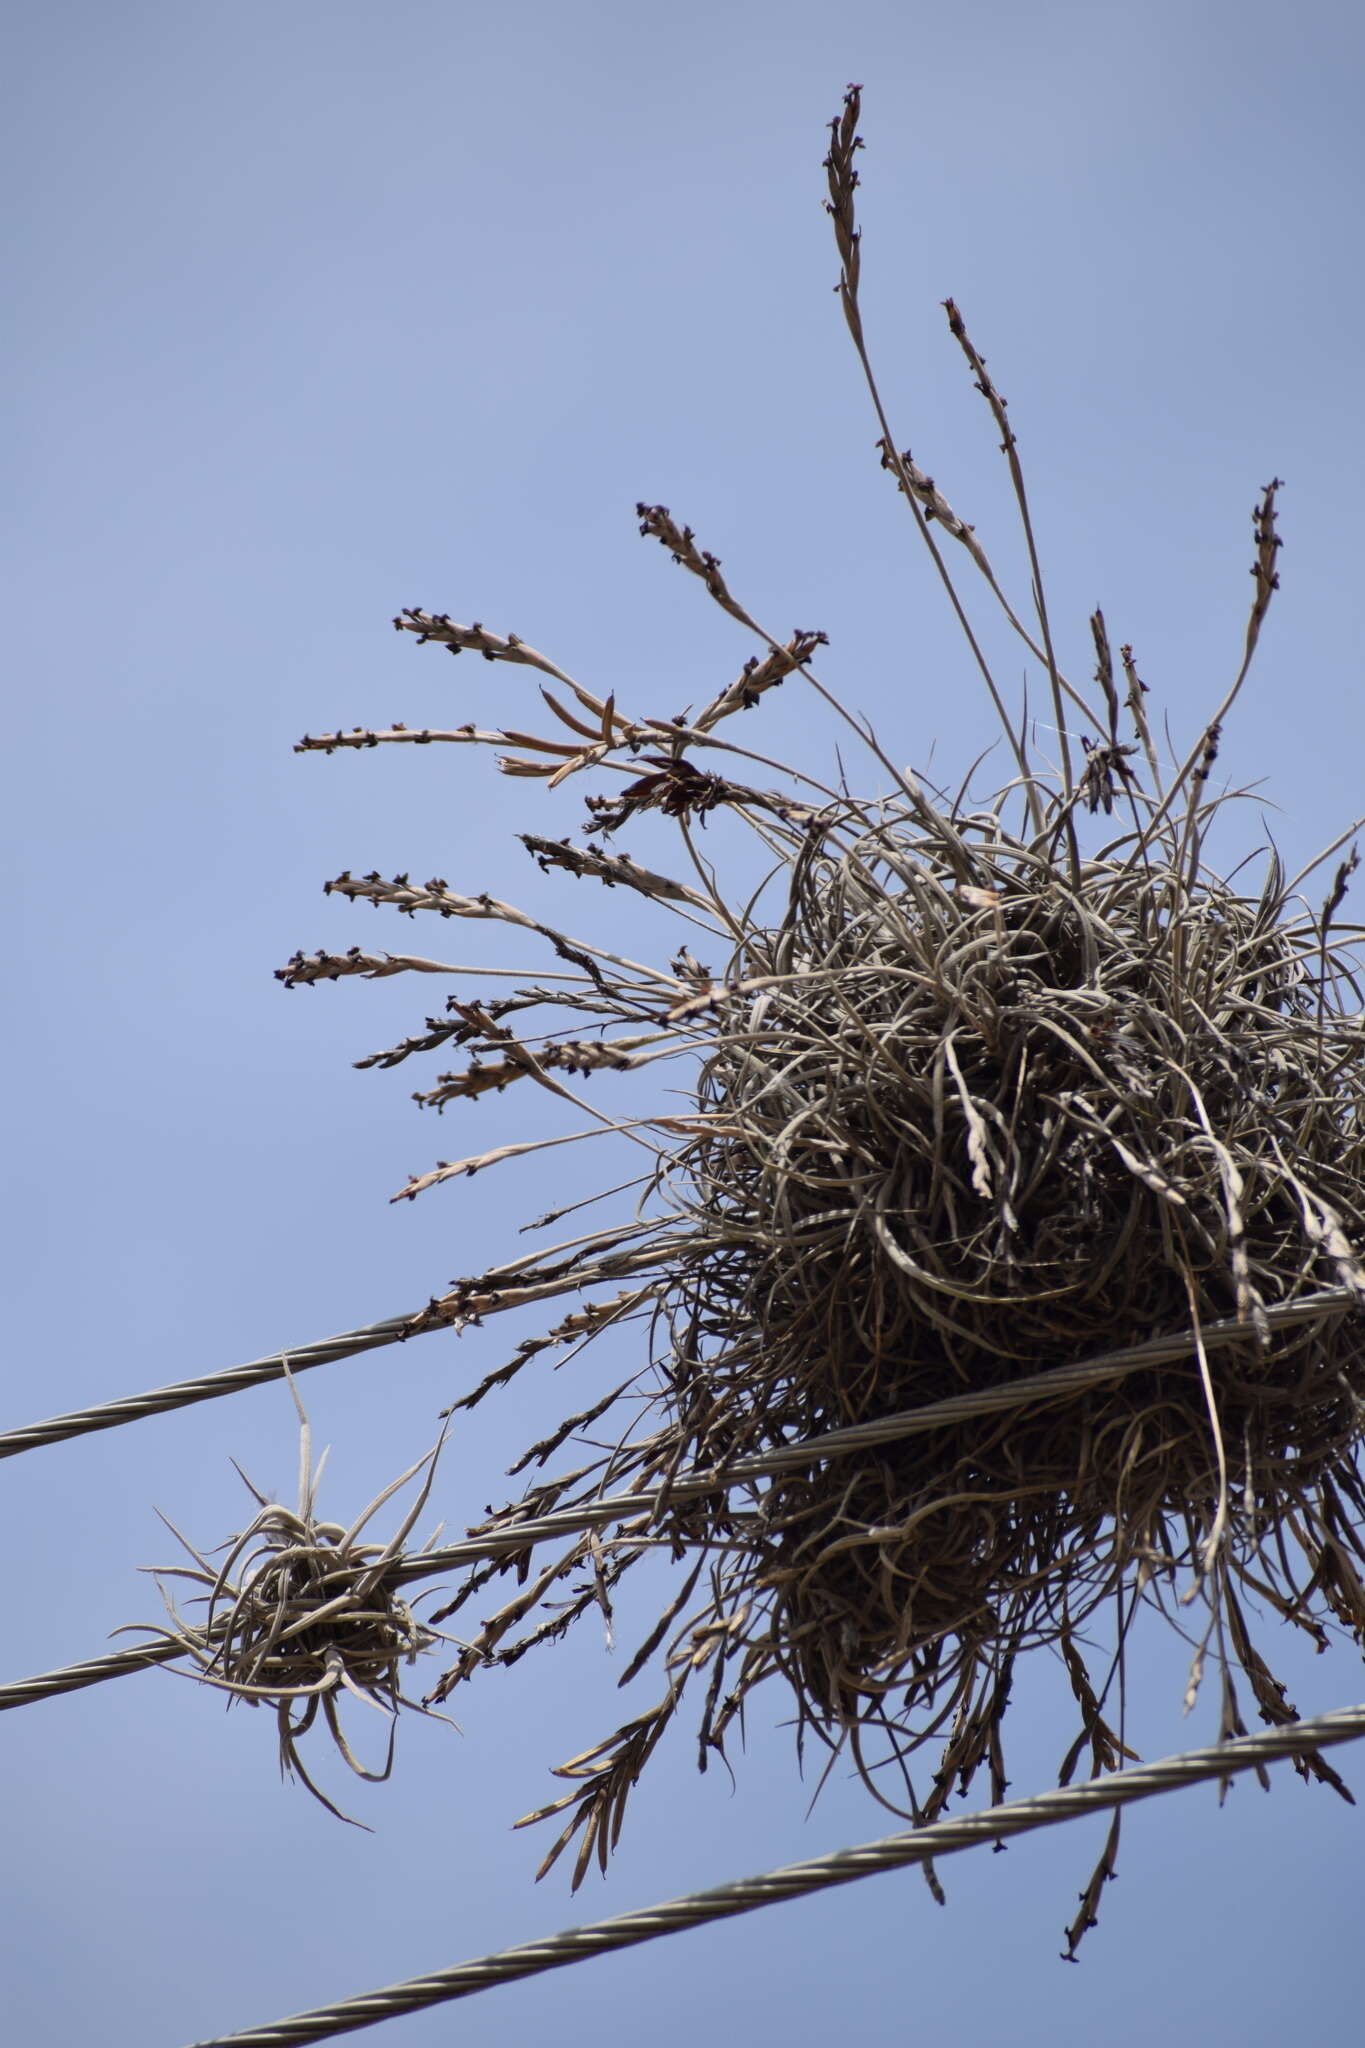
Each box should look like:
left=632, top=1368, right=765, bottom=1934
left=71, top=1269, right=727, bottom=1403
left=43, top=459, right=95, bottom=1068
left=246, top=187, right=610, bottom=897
left=261, top=87, right=1365, bottom=1943
left=133, top=1372, right=456, bottom=1826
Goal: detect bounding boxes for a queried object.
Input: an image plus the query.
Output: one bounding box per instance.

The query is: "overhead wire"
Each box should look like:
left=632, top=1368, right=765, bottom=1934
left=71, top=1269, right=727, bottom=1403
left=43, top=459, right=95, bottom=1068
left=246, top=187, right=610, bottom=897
left=0, top=1285, right=1350, bottom=1465
left=182, top=1702, right=1365, bottom=2047
left=2, top=1288, right=1355, bottom=1714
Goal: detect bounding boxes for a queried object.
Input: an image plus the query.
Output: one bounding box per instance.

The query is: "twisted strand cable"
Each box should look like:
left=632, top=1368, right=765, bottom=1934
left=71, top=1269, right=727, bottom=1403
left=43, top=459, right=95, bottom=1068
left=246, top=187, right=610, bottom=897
left=0, top=1638, right=184, bottom=1708
left=1, top=1288, right=1354, bottom=1714
left=0, top=1250, right=672, bottom=1462
left=183, top=1702, right=1365, bottom=2047
left=0, top=1284, right=1349, bottom=1466
left=0, top=1315, right=420, bottom=1460
left=396, top=1280, right=1358, bottom=1567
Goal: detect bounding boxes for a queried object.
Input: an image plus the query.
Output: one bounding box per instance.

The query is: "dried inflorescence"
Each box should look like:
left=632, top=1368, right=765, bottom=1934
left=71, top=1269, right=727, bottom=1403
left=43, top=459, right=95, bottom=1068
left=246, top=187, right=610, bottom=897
left=267, top=87, right=1365, bottom=1935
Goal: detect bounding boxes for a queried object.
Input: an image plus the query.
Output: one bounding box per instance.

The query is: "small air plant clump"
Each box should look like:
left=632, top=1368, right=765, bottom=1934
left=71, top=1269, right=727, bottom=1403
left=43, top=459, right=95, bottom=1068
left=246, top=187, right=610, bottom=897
left=141, top=1375, right=454, bottom=1826
left=273, top=90, right=1365, bottom=1935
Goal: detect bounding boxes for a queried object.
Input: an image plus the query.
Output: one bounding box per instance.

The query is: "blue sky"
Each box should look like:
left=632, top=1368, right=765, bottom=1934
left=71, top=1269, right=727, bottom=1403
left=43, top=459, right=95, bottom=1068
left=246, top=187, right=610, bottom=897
left=6, top=3, right=1365, bottom=2042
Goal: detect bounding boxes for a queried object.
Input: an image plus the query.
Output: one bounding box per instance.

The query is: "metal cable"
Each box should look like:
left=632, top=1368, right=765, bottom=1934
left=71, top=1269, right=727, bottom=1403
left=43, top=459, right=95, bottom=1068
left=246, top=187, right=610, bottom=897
left=2, top=1287, right=1354, bottom=1715
left=0, top=1315, right=420, bottom=1460
left=0, top=1249, right=671, bottom=1462
left=0, top=1283, right=1350, bottom=1467
left=182, top=1702, right=1365, bottom=2047
left=0, top=1639, right=182, bottom=1709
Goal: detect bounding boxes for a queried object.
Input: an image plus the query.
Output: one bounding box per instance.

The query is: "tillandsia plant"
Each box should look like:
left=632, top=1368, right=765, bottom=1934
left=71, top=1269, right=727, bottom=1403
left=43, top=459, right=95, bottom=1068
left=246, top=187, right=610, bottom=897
left=274, top=87, right=1365, bottom=1942
left=136, top=1371, right=456, bottom=1826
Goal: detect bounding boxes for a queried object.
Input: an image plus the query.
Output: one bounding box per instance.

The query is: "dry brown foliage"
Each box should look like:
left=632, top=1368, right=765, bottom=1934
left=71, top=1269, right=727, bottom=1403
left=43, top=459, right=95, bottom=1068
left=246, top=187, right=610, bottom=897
left=135, top=1373, right=455, bottom=1826
left=271, top=88, right=1365, bottom=1942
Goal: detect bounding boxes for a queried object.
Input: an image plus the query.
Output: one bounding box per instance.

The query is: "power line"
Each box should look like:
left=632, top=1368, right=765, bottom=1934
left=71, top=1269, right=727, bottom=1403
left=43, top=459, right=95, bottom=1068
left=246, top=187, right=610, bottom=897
left=0, top=1286, right=1350, bottom=1466
left=0, top=1248, right=668, bottom=1461
left=2, top=1287, right=1354, bottom=1715
left=182, top=1702, right=1365, bottom=2047
left=0, top=1313, right=423, bottom=1460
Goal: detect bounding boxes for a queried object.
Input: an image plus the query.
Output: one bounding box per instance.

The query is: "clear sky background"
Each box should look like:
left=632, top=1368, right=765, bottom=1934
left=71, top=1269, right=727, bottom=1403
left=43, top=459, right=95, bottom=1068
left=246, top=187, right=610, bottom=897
left=6, top=3, right=1365, bottom=2043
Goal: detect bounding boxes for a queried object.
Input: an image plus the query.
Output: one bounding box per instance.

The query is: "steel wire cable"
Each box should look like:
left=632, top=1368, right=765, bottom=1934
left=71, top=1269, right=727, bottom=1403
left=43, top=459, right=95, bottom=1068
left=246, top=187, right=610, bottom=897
left=0, top=1286, right=1351, bottom=1464
left=0, top=1315, right=419, bottom=1459
left=181, top=1702, right=1365, bottom=2047
left=2, top=1288, right=1356, bottom=1714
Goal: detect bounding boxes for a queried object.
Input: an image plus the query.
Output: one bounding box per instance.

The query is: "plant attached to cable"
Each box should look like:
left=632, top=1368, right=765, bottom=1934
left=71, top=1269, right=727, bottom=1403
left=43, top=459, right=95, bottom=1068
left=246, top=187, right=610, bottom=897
left=267, top=88, right=1365, bottom=1944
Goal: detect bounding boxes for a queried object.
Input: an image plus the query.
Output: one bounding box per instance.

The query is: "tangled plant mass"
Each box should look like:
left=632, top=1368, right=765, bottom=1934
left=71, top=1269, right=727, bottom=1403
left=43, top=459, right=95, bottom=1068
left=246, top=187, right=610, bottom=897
left=141, top=1373, right=455, bottom=1827
left=253, top=89, right=1365, bottom=1932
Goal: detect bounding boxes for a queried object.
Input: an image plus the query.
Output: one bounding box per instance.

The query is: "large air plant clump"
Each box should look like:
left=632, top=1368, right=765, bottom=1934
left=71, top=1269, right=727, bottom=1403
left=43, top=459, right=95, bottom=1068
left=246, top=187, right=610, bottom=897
left=277, top=89, right=1365, bottom=1930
